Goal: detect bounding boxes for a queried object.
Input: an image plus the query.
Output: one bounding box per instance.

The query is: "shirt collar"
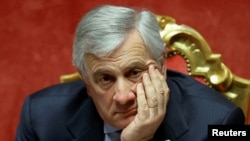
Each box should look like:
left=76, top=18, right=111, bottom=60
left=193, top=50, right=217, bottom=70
left=103, top=123, right=121, bottom=134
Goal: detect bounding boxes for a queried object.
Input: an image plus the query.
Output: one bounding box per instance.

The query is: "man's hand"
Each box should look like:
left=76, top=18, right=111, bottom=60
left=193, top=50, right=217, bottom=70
left=121, top=65, right=169, bottom=141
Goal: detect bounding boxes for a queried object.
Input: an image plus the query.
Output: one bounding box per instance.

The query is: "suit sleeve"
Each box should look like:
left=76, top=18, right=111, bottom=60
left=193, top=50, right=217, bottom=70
left=222, top=106, right=245, bottom=124
left=15, top=96, right=38, bottom=141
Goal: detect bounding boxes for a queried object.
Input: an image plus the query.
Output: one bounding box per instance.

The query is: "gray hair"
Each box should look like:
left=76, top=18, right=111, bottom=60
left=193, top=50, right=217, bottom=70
left=73, top=5, right=165, bottom=77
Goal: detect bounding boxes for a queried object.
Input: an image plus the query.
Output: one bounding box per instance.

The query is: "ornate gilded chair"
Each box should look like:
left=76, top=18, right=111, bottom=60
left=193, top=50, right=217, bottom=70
left=60, top=15, right=250, bottom=123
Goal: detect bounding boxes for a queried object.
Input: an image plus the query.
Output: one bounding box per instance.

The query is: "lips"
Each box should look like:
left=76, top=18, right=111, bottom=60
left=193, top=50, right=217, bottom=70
left=118, top=108, right=137, bottom=117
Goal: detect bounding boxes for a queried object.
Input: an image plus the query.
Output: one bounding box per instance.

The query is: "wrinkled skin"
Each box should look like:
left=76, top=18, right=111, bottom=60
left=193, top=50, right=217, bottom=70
left=83, top=30, right=169, bottom=141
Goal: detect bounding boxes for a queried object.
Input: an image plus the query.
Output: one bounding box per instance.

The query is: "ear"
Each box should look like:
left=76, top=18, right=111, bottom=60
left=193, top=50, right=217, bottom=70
left=78, top=71, right=93, bottom=97
left=79, top=75, right=88, bottom=88
left=82, top=80, right=93, bottom=97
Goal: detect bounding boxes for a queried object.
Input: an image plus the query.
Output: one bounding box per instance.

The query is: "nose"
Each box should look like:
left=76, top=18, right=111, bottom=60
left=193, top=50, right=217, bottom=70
left=113, top=78, right=136, bottom=105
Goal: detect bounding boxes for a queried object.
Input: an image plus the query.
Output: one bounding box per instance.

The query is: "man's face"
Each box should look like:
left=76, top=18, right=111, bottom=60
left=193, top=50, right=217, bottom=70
left=84, top=30, right=164, bottom=129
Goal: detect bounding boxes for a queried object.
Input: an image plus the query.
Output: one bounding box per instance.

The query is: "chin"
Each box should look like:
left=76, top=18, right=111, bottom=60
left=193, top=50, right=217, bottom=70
left=116, top=115, right=136, bottom=129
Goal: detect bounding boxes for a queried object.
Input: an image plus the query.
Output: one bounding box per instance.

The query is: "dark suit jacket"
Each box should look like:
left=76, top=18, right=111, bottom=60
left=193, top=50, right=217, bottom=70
left=15, top=70, right=245, bottom=141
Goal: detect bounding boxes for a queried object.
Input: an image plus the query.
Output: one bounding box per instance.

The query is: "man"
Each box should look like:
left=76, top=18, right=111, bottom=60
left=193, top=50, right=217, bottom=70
left=15, top=5, right=245, bottom=141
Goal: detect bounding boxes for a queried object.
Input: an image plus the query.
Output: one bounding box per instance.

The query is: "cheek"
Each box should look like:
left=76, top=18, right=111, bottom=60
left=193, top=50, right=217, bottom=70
left=86, top=80, right=106, bottom=96
left=87, top=84, right=115, bottom=108
left=131, top=81, right=141, bottom=93
left=87, top=87, right=116, bottom=121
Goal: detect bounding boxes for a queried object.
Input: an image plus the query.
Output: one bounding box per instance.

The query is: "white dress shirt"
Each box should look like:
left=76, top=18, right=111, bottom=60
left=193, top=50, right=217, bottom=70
left=104, top=123, right=122, bottom=141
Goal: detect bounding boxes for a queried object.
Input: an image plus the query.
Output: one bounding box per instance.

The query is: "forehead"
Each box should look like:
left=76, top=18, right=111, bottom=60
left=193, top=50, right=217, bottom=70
left=85, top=30, right=154, bottom=73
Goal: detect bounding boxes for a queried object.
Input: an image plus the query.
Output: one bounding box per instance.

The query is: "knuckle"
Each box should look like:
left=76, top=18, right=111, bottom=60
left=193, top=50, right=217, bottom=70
left=141, top=102, right=148, bottom=108
left=158, top=75, right=164, bottom=81
left=159, top=89, right=164, bottom=94
left=152, top=96, right=158, bottom=102
left=148, top=96, right=158, bottom=106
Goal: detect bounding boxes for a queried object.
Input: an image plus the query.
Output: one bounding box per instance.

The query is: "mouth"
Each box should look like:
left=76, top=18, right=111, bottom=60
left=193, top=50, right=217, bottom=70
left=116, top=108, right=137, bottom=117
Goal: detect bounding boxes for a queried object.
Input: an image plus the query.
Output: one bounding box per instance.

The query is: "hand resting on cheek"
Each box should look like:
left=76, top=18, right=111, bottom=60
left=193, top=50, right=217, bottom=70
left=121, top=65, right=169, bottom=141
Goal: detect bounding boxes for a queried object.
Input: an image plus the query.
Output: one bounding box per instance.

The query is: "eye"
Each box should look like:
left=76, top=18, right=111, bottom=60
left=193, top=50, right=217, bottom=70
left=127, top=69, right=143, bottom=82
left=99, top=75, right=113, bottom=83
left=130, top=69, right=141, bottom=77
left=97, top=74, right=115, bottom=90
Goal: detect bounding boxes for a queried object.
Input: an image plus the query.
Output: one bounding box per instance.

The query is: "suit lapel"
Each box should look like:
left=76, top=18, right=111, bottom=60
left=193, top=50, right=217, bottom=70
left=153, top=81, right=189, bottom=141
left=66, top=97, right=104, bottom=141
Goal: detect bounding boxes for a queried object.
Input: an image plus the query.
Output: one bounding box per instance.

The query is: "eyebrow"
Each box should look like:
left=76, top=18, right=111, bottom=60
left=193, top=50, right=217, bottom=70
left=124, top=61, right=148, bottom=71
left=93, top=68, right=112, bottom=78
left=92, top=61, right=148, bottom=77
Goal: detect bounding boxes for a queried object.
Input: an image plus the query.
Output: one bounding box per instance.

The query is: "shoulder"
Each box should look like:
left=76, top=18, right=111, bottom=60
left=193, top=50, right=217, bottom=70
left=30, top=80, right=85, bottom=98
left=167, top=69, right=229, bottom=102
left=25, top=80, right=88, bottom=113
left=23, top=80, right=88, bottom=115
left=166, top=69, right=245, bottom=124
left=16, top=80, right=90, bottom=140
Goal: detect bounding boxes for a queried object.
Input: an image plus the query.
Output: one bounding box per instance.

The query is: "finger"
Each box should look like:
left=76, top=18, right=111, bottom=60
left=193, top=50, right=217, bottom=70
left=154, top=69, right=169, bottom=112
left=136, top=83, right=149, bottom=119
left=156, top=68, right=169, bottom=102
left=148, top=65, right=165, bottom=95
left=142, top=72, right=158, bottom=108
left=148, top=65, right=165, bottom=108
left=148, top=65, right=169, bottom=114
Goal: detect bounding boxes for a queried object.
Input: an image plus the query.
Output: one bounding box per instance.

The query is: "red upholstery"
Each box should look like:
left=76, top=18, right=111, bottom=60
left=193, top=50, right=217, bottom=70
left=1, top=1, right=250, bottom=141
